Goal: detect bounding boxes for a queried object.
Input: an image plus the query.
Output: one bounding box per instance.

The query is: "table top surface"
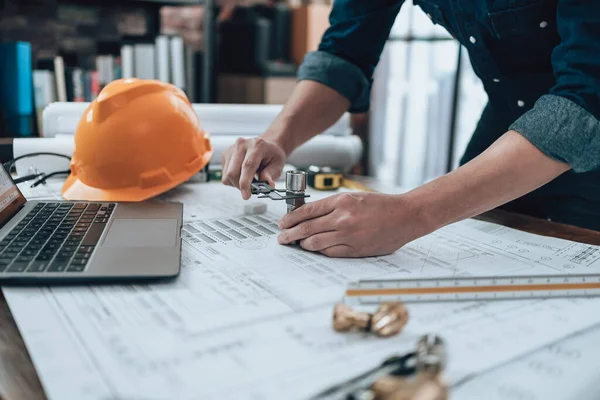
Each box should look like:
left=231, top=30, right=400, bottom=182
left=1, top=181, right=600, bottom=400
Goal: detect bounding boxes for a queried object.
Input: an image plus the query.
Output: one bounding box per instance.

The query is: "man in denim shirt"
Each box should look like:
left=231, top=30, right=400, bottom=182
left=221, top=0, right=600, bottom=258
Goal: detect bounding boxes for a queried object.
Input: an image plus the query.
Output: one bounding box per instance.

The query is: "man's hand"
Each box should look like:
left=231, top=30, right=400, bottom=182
left=277, top=192, right=431, bottom=258
left=221, top=137, right=286, bottom=200
left=219, top=80, right=353, bottom=200
left=274, top=130, right=570, bottom=259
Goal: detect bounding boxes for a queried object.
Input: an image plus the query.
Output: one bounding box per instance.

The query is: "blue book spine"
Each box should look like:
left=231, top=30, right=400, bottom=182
left=0, top=41, right=34, bottom=136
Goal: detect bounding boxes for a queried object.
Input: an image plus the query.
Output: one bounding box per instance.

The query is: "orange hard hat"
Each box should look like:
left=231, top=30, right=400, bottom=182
left=62, top=78, right=213, bottom=202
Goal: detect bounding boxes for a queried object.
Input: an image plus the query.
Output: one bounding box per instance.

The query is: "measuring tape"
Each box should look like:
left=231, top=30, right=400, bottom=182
left=306, top=166, right=344, bottom=190
left=344, top=274, right=600, bottom=304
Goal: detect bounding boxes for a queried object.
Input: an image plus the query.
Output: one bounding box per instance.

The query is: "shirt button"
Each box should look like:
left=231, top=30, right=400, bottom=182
left=493, top=78, right=500, bottom=83
left=469, top=36, right=477, bottom=44
left=517, top=100, right=525, bottom=107
left=539, top=21, right=548, bottom=28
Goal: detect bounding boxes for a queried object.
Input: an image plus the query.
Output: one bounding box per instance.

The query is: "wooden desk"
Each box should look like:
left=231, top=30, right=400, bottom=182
left=0, top=289, right=46, bottom=400
left=0, top=209, right=599, bottom=400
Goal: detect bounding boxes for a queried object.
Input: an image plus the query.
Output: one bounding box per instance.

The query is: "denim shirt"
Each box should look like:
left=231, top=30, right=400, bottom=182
left=297, top=0, right=600, bottom=174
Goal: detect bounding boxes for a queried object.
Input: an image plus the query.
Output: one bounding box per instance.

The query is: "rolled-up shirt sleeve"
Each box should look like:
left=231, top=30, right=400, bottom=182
left=509, top=0, right=600, bottom=173
left=296, top=0, right=404, bottom=113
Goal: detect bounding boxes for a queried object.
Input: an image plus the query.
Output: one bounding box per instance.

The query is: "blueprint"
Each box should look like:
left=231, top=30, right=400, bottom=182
left=454, top=322, right=600, bottom=400
left=4, top=180, right=600, bottom=399
left=460, top=219, right=600, bottom=273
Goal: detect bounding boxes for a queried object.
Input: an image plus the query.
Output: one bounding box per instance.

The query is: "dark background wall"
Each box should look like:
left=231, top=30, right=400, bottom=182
left=0, top=0, right=157, bottom=68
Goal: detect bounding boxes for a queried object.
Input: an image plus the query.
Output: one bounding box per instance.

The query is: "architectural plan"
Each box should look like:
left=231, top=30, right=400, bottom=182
left=459, top=219, right=600, bottom=273
left=454, top=322, right=600, bottom=400
left=4, top=180, right=600, bottom=399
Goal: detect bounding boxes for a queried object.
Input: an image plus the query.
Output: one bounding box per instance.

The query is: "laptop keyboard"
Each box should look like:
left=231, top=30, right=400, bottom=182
left=0, top=202, right=115, bottom=274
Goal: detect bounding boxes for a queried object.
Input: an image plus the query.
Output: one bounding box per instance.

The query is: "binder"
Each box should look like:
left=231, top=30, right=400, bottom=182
left=53, top=56, right=67, bottom=103
left=170, top=36, right=186, bottom=90
left=121, top=44, right=135, bottom=79
left=33, top=70, right=57, bottom=136
left=0, top=42, right=34, bottom=136
left=134, top=41, right=156, bottom=80
left=156, top=35, right=171, bottom=83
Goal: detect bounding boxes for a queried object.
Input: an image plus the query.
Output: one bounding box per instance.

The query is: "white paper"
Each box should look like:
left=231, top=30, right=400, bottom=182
left=5, top=181, right=600, bottom=400
left=458, top=219, right=600, bottom=272
left=454, top=322, right=600, bottom=400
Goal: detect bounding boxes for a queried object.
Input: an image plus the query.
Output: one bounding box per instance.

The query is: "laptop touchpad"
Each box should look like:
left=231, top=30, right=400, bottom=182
left=102, top=219, right=178, bottom=248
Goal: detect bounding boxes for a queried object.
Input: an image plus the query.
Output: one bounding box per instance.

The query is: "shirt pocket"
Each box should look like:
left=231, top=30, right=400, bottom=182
left=414, top=0, right=449, bottom=27
left=488, top=0, right=556, bottom=39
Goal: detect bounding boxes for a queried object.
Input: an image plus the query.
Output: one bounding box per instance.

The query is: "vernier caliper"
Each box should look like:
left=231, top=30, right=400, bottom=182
left=250, top=170, right=310, bottom=214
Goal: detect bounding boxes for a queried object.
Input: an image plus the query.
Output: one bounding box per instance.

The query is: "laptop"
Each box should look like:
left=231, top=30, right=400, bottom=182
left=0, top=165, right=183, bottom=283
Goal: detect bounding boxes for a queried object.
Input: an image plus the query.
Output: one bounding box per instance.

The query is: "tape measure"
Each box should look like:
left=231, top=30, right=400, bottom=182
left=307, top=166, right=344, bottom=190
left=344, top=274, right=600, bottom=304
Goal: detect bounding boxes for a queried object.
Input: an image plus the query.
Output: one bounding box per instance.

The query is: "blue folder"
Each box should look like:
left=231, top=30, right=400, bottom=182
left=0, top=41, right=34, bottom=136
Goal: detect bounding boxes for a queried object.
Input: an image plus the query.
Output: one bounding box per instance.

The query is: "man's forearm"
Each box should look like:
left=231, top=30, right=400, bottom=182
left=262, top=80, right=351, bottom=156
left=409, top=130, right=572, bottom=232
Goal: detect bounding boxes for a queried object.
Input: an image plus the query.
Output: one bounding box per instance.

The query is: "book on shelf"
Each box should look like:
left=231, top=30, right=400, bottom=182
left=0, top=34, right=204, bottom=137
left=134, top=40, right=156, bottom=80
left=0, top=42, right=35, bottom=137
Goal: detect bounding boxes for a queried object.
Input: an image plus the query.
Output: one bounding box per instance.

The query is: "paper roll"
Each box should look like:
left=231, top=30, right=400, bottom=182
left=210, top=135, right=363, bottom=171
left=42, top=102, right=351, bottom=137
left=12, top=134, right=362, bottom=177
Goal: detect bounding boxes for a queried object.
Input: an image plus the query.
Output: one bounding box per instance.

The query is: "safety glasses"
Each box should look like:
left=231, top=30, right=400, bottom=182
left=3, top=152, right=71, bottom=187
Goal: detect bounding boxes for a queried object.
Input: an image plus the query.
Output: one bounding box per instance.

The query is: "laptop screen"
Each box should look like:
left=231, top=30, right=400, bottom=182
left=0, top=166, right=27, bottom=228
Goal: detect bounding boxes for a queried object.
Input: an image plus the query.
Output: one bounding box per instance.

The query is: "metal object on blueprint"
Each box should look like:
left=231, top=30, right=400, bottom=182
left=250, top=171, right=310, bottom=207
left=310, top=334, right=447, bottom=400
left=333, top=302, right=409, bottom=338
left=250, top=170, right=309, bottom=245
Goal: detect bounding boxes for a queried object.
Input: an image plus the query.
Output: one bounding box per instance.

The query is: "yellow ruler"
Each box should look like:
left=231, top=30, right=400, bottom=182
left=341, top=178, right=377, bottom=193
left=345, top=274, right=600, bottom=304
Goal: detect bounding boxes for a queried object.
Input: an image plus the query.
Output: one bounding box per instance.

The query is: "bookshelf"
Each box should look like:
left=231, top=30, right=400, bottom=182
left=129, top=0, right=216, bottom=103
left=0, top=0, right=218, bottom=138
left=126, top=0, right=215, bottom=104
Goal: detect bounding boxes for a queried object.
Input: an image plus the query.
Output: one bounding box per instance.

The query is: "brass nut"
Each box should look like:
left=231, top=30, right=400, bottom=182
left=333, top=302, right=409, bottom=337
left=371, top=302, right=409, bottom=337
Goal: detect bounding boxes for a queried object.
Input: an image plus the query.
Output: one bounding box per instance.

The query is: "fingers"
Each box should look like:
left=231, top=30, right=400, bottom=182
left=321, top=245, right=354, bottom=258
left=277, top=212, right=356, bottom=256
left=258, top=169, right=275, bottom=187
left=221, top=138, right=247, bottom=190
left=221, top=137, right=286, bottom=199
left=278, top=216, right=336, bottom=245
left=222, top=138, right=275, bottom=198
left=279, top=198, right=337, bottom=230
left=221, top=153, right=230, bottom=185
left=258, top=162, right=284, bottom=187
left=224, top=150, right=246, bottom=190
left=298, top=232, right=342, bottom=252
left=239, top=149, right=261, bottom=200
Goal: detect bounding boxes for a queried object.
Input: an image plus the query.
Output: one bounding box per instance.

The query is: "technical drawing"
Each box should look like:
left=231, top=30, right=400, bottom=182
left=182, top=214, right=280, bottom=249
left=6, top=182, right=600, bottom=400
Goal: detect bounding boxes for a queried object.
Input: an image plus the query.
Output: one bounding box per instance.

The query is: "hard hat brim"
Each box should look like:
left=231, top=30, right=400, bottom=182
left=61, top=149, right=213, bottom=202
